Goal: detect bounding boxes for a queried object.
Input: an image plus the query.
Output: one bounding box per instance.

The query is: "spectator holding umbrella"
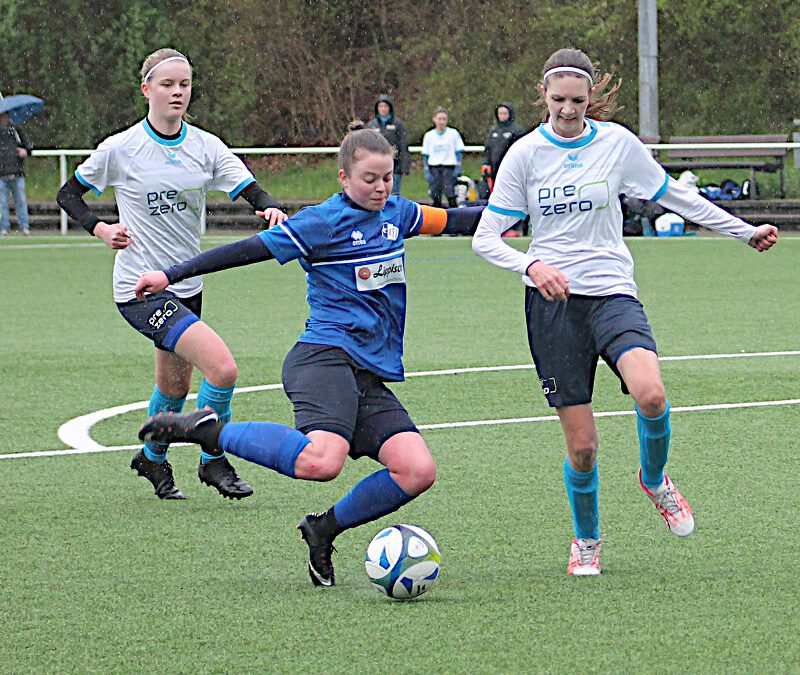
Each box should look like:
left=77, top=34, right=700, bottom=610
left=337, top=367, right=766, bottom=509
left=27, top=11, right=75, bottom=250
left=0, top=93, right=42, bottom=236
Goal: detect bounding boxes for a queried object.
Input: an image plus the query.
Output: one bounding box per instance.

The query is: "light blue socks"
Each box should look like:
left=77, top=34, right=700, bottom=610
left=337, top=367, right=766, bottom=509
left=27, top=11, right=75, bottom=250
left=143, top=385, right=186, bottom=463
left=637, top=402, right=671, bottom=489
left=563, top=459, right=600, bottom=540
left=197, top=379, right=235, bottom=464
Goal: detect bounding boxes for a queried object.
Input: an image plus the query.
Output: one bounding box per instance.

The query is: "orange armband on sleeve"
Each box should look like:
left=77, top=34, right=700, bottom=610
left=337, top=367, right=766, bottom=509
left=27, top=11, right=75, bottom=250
left=419, top=205, right=448, bottom=235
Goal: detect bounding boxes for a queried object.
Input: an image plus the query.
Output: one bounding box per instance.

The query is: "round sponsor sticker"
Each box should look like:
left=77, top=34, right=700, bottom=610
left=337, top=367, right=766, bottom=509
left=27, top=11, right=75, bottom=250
left=358, top=267, right=372, bottom=280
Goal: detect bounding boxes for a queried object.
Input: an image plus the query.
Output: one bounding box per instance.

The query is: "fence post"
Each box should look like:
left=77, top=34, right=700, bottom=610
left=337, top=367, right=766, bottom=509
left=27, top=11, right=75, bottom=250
left=59, top=153, right=68, bottom=235
left=793, top=119, right=800, bottom=169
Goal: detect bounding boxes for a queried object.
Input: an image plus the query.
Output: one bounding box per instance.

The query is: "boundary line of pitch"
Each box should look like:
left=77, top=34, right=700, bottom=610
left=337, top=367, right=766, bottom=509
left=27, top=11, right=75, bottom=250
left=1, top=349, right=798, bottom=461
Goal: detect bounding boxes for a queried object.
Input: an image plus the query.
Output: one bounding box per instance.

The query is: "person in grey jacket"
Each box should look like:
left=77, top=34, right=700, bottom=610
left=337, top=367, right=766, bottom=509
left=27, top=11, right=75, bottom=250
left=0, top=112, right=33, bottom=236
left=367, top=95, right=410, bottom=195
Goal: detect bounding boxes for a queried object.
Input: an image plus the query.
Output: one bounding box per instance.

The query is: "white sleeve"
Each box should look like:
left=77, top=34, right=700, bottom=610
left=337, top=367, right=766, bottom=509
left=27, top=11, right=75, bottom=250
left=618, top=128, right=670, bottom=201
left=421, top=131, right=431, bottom=156
left=657, top=178, right=756, bottom=244
left=208, top=136, right=255, bottom=199
left=74, top=138, right=117, bottom=195
left=472, top=143, right=537, bottom=275
left=454, top=129, right=465, bottom=153
left=472, top=209, right=538, bottom=274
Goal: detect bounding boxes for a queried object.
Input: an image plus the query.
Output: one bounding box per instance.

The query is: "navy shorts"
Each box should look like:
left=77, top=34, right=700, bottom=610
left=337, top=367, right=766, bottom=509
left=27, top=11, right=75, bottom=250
left=525, top=289, right=657, bottom=408
left=117, top=291, right=202, bottom=352
left=282, top=342, right=418, bottom=461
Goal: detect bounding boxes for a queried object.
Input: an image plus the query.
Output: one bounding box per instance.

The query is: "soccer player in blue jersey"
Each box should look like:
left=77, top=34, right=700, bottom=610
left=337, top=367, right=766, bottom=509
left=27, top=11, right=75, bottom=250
left=135, top=122, right=483, bottom=587
left=473, top=48, right=779, bottom=576
left=57, top=48, right=288, bottom=501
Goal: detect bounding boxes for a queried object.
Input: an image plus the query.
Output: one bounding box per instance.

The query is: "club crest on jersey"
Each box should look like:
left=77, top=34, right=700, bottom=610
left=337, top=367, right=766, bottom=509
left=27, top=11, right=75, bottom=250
left=351, top=230, right=367, bottom=246
left=382, top=221, right=399, bottom=241
left=354, top=258, right=405, bottom=291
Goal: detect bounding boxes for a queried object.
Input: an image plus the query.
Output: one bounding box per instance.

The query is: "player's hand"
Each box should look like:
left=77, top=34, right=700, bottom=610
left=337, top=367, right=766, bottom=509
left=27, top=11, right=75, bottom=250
left=95, top=222, right=132, bottom=250
left=748, top=224, right=778, bottom=252
left=17, top=147, right=28, bottom=158
left=527, top=260, right=570, bottom=302
left=134, top=271, right=169, bottom=300
left=256, top=208, right=288, bottom=229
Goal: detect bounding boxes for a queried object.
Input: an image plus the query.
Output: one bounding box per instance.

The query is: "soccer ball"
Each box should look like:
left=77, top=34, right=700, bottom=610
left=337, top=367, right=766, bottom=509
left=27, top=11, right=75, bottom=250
left=365, top=524, right=441, bottom=600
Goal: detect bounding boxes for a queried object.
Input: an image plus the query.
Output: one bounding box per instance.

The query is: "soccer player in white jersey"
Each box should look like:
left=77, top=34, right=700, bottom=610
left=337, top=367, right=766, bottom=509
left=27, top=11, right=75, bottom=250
left=57, top=48, right=288, bottom=501
left=472, top=48, right=779, bottom=576
left=134, top=123, right=484, bottom=587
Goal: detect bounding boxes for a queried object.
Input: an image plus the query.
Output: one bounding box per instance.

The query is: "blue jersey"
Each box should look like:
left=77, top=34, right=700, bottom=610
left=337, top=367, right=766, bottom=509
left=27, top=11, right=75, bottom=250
left=258, top=193, right=423, bottom=381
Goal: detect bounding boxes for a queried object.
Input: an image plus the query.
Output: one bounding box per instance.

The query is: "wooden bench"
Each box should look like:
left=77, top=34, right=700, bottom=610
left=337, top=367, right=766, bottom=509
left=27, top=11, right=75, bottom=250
left=659, top=134, right=790, bottom=198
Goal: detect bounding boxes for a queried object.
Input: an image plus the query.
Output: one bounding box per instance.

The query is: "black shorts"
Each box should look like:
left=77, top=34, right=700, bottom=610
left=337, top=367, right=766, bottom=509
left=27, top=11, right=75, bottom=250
left=117, top=291, right=202, bottom=352
left=282, top=342, right=418, bottom=461
left=525, top=289, right=657, bottom=408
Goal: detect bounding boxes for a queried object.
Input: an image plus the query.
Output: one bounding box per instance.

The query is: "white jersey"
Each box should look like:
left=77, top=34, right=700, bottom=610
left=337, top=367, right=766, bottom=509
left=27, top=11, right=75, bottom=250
left=422, top=127, right=465, bottom=166
left=473, top=120, right=756, bottom=297
left=76, top=119, right=255, bottom=302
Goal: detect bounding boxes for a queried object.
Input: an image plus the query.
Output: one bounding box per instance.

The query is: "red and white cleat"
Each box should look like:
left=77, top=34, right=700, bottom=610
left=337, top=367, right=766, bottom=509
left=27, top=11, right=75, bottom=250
left=567, top=537, right=602, bottom=576
left=639, top=469, right=695, bottom=537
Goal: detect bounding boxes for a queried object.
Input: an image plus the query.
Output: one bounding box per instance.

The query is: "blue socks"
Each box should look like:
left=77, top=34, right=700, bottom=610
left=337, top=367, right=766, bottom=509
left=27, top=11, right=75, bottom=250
left=637, top=402, right=671, bottom=489
left=219, top=421, right=310, bottom=477
left=143, top=386, right=186, bottom=463
left=197, top=378, right=235, bottom=423
left=333, top=468, right=413, bottom=530
left=197, top=379, right=236, bottom=464
left=563, top=459, right=600, bottom=540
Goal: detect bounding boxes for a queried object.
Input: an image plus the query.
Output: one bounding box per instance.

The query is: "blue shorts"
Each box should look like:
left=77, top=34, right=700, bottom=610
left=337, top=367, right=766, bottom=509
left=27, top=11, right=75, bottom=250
left=116, top=291, right=202, bottom=352
left=282, top=342, right=418, bottom=461
left=525, top=289, right=657, bottom=408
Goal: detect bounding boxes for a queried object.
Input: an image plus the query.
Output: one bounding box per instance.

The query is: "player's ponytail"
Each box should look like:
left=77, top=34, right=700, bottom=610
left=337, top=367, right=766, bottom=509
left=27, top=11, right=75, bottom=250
left=339, top=120, right=396, bottom=175
left=536, top=48, right=622, bottom=122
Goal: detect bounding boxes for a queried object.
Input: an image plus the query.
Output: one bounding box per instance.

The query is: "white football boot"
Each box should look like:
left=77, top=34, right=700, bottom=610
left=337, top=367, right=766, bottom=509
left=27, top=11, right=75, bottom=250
left=639, top=469, right=695, bottom=537
left=567, top=537, right=602, bottom=576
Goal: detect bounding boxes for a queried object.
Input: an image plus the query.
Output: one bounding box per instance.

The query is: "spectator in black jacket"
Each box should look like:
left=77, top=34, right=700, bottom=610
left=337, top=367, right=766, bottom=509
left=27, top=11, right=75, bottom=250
left=367, top=95, right=410, bottom=195
left=481, top=102, right=526, bottom=190
left=0, top=112, right=33, bottom=236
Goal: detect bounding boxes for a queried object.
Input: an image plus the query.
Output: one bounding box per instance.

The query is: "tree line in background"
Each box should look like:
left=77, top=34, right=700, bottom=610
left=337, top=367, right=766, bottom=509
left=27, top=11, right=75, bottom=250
left=2, top=0, right=798, bottom=148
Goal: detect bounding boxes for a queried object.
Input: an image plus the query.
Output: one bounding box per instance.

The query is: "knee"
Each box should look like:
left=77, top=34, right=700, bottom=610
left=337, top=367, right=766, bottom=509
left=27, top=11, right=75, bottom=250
left=295, top=443, right=346, bottom=482
left=207, top=356, right=238, bottom=388
left=567, top=440, right=598, bottom=472
left=636, top=384, right=667, bottom=418
left=398, top=456, right=437, bottom=497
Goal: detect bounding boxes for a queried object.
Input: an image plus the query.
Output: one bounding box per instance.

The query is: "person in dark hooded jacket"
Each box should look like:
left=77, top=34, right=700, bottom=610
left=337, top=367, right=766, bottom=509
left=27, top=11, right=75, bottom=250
left=367, top=95, right=410, bottom=195
left=481, top=102, right=526, bottom=188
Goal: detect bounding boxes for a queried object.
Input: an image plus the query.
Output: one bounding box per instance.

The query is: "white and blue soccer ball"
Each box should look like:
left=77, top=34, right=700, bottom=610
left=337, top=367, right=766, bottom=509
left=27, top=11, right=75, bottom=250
left=365, top=524, right=441, bottom=600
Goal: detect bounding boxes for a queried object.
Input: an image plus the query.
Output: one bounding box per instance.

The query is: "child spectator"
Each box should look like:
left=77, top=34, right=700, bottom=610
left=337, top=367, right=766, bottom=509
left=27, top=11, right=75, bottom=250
left=422, top=108, right=464, bottom=207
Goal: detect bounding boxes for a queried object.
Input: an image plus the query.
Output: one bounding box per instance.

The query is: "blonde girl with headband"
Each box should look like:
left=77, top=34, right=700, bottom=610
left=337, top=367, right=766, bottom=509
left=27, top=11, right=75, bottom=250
left=473, top=47, right=778, bottom=576
left=57, top=48, right=288, bottom=501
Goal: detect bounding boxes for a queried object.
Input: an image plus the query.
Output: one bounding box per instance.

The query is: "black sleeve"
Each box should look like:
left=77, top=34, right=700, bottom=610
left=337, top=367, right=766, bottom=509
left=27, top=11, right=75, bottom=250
left=57, top=176, right=101, bottom=235
left=164, top=234, right=275, bottom=284
left=16, top=127, right=33, bottom=154
left=442, top=206, right=485, bottom=236
left=238, top=182, right=280, bottom=211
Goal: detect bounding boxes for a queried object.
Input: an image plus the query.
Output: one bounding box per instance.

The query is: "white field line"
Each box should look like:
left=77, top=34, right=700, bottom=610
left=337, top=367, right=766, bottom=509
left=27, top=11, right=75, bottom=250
left=0, top=350, right=795, bottom=461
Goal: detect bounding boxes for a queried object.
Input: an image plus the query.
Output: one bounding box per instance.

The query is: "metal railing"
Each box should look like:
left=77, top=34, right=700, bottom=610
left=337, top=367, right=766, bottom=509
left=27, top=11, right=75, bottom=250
left=31, top=142, right=800, bottom=235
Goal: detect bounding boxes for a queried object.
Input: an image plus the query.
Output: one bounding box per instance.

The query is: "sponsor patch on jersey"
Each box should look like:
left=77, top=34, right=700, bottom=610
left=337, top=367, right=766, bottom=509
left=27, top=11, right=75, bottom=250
left=354, top=258, right=405, bottom=291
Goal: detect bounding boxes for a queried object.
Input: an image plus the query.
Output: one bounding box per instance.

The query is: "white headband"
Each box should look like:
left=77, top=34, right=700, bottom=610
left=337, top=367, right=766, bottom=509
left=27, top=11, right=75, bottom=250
left=143, top=56, right=190, bottom=83
left=543, top=66, right=594, bottom=86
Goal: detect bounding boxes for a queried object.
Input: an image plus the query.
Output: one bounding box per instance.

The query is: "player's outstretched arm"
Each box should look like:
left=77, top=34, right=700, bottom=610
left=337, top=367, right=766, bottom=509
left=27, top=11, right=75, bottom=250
left=134, top=235, right=275, bottom=299
left=417, top=205, right=484, bottom=236
left=748, top=224, right=778, bottom=252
